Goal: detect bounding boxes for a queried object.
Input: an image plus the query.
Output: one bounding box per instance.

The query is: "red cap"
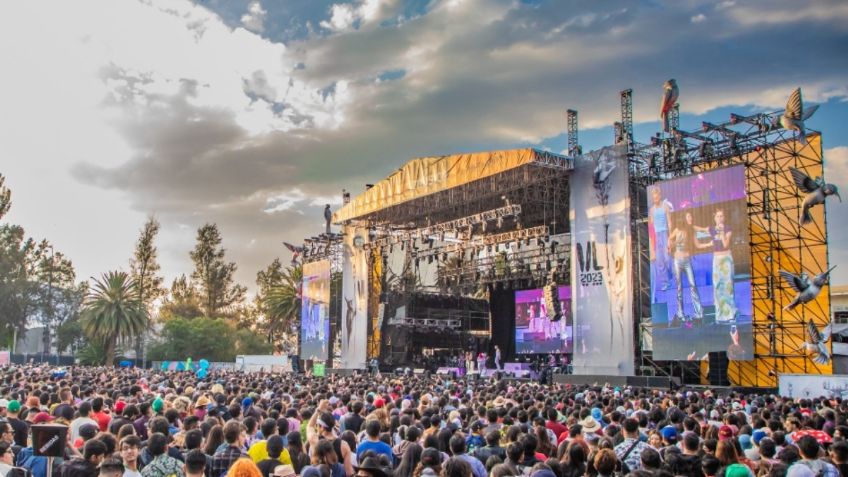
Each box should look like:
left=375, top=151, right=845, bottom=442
left=32, top=412, right=55, bottom=424
left=115, top=401, right=126, bottom=414
left=718, top=425, right=733, bottom=440
left=374, top=398, right=385, bottom=408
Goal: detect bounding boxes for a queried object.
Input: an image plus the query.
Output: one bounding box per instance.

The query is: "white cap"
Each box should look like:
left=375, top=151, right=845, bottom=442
left=0, top=399, right=8, bottom=408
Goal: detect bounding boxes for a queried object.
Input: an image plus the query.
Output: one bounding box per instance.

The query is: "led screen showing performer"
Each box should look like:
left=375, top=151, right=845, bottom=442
left=300, top=260, right=331, bottom=362
left=648, top=166, right=753, bottom=360
left=514, top=286, right=573, bottom=354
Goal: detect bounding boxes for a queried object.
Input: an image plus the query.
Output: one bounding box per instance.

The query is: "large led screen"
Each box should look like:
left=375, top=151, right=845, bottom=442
left=300, top=260, right=330, bottom=361
left=514, top=286, right=573, bottom=354
left=648, top=166, right=753, bottom=360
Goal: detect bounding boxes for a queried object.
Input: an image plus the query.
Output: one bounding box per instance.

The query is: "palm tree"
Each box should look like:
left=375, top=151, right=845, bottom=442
left=80, top=271, right=148, bottom=365
left=262, top=264, right=302, bottom=350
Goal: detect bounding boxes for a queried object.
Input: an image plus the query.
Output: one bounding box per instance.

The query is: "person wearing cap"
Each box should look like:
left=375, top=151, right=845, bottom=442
left=0, top=399, right=8, bottom=420
left=4, top=401, right=27, bottom=448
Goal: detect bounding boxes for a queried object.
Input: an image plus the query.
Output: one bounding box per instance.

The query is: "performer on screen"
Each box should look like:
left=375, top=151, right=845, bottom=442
left=702, top=208, right=737, bottom=324
left=668, top=211, right=703, bottom=327
left=649, top=187, right=674, bottom=298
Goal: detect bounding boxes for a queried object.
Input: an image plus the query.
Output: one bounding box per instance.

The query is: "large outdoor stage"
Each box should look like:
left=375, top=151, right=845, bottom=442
left=298, top=87, right=835, bottom=388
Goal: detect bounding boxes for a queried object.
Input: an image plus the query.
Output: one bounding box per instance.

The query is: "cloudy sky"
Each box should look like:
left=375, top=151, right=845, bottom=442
left=1, top=0, right=847, bottom=293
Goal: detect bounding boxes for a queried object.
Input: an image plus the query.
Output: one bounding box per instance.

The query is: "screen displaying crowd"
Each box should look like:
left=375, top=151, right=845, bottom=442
left=647, top=166, right=754, bottom=361
left=514, top=287, right=573, bottom=354
left=0, top=364, right=846, bottom=477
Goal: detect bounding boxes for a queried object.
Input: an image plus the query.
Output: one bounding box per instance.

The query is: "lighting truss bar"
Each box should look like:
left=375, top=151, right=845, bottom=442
left=567, top=109, right=580, bottom=156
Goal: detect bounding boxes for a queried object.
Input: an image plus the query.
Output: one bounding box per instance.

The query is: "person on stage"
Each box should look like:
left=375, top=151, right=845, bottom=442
left=494, top=345, right=502, bottom=371
left=477, top=352, right=486, bottom=373
left=465, top=351, right=474, bottom=374
left=649, top=187, right=674, bottom=298
left=668, top=211, right=703, bottom=327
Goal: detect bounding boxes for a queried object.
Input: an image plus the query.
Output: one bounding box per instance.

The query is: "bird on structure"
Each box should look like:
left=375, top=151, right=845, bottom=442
left=798, top=319, right=832, bottom=365
left=772, top=87, right=819, bottom=145
left=780, top=267, right=836, bottom=310
left=283, top=242, right=304, bottom=266
left=790, top=168, right=841, bottom=226
left=660, top=79, right=679, bottom=133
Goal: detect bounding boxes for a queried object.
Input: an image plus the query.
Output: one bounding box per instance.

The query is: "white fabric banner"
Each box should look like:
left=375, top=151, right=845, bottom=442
left=779, top=374, right=848, bottom=399
left=340, top=226, right=368, bottom=369
left=570, top=145, right=635, bottom=375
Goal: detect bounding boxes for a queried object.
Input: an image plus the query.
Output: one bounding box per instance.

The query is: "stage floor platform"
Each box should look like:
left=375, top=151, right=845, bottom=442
left=552, top=374, right=679, bottom=388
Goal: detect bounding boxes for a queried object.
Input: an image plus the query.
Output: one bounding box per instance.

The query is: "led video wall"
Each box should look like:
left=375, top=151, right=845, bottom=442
left=300, top=260, right=331, bottom=361
left=648, top=166, right=753, bottom=360
left=514, top=286, right=573, bottom=354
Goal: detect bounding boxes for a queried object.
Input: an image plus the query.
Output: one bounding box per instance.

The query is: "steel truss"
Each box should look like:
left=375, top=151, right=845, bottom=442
left=302, top=232, right=344, bottom=271
left=628, top=107, right=831, bottom=386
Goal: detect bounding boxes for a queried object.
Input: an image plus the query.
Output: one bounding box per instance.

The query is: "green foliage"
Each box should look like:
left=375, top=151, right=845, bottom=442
left=56, top=317, right=85, bottom=353
left=235, top=327, right=274, bottom=355
left=260, top=264, right=301, bottom=351
left=149, top=316, right=262, bottom=362
left=190, top=223, right=246, bottom=317
left=129, top=217, right=166, bottom=308
left=129, top=216, right=166, bottom=360
left=0, top=174, right=10, bottom=220
left=76, top=340, right=124, bottom=366
left=0, top=175, right=82, bottom=341
left=159, top=275, right=204, bottom=320
left=81, top=271, right=148, bottom=364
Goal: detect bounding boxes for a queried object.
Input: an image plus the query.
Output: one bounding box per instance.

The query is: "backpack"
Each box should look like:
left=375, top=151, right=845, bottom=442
left=799, top=460, right=829, bottom=477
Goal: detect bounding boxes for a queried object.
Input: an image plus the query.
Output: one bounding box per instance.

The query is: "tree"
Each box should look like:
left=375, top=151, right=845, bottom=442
left=80, top=271, right=148, bottom=365
left=129, top=217, right=166, bottom=361
left=190, top=224, right=246, bottom=317
left=159, top=274, right=204, bottom=320
left=28, top=240, right=77, bottom=354
left=0, top=173, right=10, bottom=220
left=0, top=174, right=82, bottom=351
left=261, top=264, right=302, bottom=351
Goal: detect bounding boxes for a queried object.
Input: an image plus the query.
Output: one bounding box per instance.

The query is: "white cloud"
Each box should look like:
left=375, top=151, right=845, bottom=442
left=241, top=1, right=267, bottom=33
left=321, top=4, right=358, bottom=31
left=691, top=13, right=706, bottom=23
left=319, top=0, right=395, bottom=32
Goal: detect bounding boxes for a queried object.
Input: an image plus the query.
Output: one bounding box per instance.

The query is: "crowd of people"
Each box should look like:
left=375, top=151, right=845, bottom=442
left=1, top=364, right=847, bottom=477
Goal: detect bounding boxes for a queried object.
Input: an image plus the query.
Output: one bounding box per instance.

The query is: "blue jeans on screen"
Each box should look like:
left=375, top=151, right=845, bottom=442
left=674, top=256, right=702, bottom=321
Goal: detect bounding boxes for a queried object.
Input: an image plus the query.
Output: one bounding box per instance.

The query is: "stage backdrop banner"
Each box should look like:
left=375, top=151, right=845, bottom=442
left=301, top=260, right=330, bottom=362
left=340, top=226, right=368, bottom=369
left=779, top=374, right=848, bottom=399
left=570, top=144, right=634, bottom=376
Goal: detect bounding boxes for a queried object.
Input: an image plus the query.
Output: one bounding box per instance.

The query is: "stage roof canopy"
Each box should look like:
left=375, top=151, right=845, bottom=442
left=333, top=148, right=572, bottom=223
